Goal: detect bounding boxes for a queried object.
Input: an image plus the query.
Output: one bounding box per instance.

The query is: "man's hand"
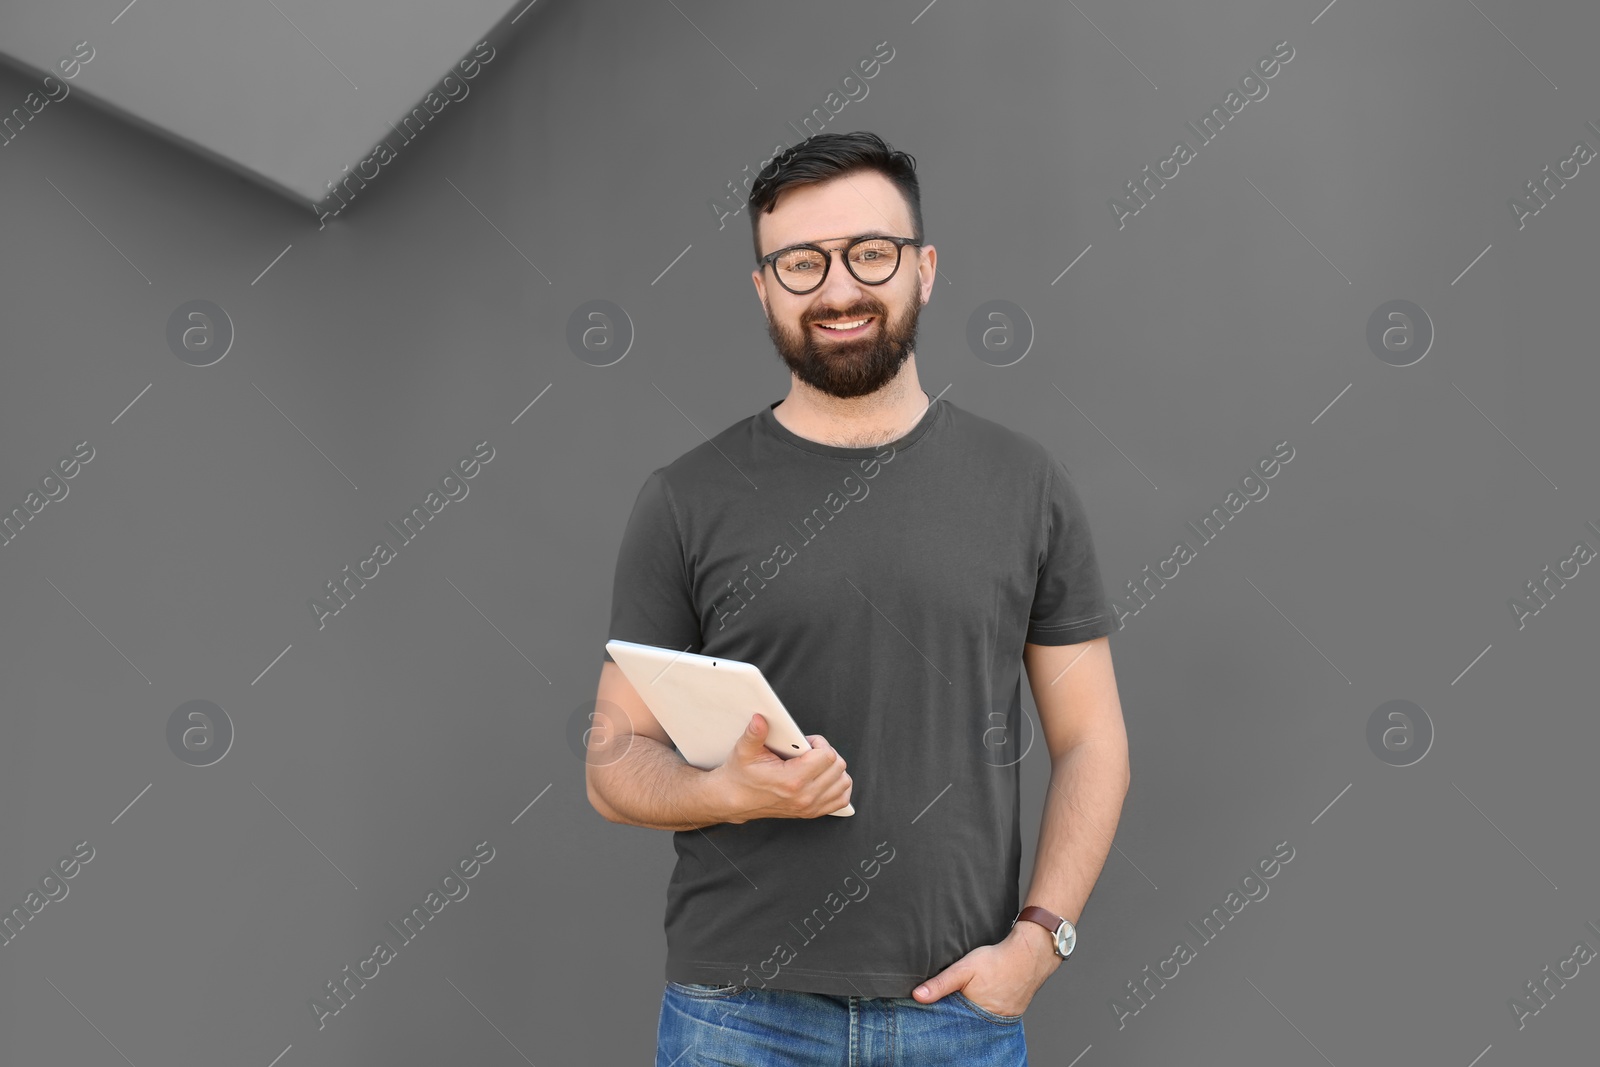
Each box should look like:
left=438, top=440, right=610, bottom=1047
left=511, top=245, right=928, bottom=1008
left=709, top=713, right=853, bottom=823
left=911, top=921, right=1063, bottom=1017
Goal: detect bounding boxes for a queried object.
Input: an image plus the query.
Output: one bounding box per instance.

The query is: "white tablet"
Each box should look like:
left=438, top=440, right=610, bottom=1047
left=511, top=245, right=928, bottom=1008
left=604, top=639, right=854, bottom=817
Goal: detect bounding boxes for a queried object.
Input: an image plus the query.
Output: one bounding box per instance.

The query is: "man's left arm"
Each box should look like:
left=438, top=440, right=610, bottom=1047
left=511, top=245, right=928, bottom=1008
left=912, top=635, right=1130, bottom=1013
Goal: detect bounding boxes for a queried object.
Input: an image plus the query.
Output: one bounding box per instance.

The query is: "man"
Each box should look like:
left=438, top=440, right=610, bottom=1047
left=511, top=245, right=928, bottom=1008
left=587, top=130, right=1130, bottom=1066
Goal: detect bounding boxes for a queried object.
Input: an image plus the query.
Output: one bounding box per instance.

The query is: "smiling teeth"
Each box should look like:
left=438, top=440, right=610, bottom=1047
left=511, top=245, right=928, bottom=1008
left=820, top=319, right=869, bottom=329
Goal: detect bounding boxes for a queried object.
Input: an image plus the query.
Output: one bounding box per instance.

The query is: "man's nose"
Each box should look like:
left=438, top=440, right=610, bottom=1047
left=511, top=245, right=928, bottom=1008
left=814, top=254, right=871, bottom=308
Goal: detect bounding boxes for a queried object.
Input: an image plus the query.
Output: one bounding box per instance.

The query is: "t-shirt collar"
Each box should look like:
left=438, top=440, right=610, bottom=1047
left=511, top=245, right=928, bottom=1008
left=758, top=391, right=942, bottom=458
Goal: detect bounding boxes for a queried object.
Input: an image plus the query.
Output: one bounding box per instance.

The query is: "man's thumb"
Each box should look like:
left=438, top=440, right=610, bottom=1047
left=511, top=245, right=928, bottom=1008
left=914, top=966, right=961, bottom=1002
left=741, top=713, right=767, bottom=744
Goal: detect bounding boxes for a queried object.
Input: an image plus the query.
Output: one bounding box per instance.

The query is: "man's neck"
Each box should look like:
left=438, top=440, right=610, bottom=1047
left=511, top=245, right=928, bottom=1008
left=773, top=366, right=929, bottom=449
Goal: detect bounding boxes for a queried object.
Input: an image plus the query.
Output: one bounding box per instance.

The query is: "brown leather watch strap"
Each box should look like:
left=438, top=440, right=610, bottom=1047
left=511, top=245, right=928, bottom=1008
left=1015, top=904, right=1065, bottom=933
left=1014, top=905, right=1075, bottom=960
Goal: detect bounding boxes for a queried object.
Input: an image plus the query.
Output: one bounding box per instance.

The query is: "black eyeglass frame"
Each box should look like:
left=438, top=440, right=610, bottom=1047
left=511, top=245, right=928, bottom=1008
left=756, top=233, right=925, bottom=295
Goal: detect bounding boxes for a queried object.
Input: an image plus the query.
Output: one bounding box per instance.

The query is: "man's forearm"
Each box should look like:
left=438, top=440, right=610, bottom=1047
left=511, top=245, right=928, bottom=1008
left=1023, top=735, right=1131, bottom=925
left=589, top=734, right=735, bottom=831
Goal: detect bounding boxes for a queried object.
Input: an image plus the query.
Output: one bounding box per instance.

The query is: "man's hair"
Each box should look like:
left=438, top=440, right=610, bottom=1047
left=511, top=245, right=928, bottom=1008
left=747, top=131, right=923, bottom=263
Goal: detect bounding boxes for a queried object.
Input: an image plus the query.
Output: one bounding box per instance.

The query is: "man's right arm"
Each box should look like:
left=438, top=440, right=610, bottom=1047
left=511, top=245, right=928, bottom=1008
left=584, top=661, right=853, bottom=829
left=585, top=661, right=737, bottom=831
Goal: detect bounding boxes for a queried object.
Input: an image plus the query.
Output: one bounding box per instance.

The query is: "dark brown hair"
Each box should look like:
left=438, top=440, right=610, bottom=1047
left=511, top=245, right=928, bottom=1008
left=747, top=131, right=923, bottom=261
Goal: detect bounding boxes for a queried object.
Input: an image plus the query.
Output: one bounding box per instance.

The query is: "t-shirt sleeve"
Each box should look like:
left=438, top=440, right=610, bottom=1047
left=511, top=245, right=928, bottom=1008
left=602, top=468, right=703, bottom=664
left=1026, top=458, right=1115, bottom=645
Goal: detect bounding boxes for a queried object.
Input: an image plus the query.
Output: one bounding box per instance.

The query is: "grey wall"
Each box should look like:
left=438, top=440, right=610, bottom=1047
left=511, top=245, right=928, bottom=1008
left=0, top=0, right=525, bottom=210
left=3, top=0, right=1597, bottom=1063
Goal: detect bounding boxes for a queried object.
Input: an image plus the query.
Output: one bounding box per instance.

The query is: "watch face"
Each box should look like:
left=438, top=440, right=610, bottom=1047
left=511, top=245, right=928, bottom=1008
left=1056, top=923, right=1076, bottom=957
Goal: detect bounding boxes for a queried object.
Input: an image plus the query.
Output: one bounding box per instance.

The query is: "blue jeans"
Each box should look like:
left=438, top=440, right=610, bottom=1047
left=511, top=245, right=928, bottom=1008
left=656, top=980, right=1028, bottom=1066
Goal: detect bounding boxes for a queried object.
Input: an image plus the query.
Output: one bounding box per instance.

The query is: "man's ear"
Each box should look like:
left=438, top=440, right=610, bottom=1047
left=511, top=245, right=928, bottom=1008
left=751, top=270, right=770, bottom=314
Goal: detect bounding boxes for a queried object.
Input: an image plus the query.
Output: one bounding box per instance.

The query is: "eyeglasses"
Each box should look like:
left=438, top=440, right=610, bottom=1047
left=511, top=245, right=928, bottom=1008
left=756, top=234, right=923, bottom=295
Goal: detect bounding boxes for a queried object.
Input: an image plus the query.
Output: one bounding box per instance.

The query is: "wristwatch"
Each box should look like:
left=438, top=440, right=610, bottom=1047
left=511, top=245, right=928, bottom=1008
left=1012, top=905, right=1077, bottom=961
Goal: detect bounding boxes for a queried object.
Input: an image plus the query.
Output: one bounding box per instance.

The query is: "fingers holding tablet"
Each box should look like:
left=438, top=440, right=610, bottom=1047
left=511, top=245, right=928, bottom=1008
left=716, top=716, right=853, bottom=822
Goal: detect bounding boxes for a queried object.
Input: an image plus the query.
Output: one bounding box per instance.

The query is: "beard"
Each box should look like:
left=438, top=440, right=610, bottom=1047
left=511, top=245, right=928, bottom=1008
left=765, top=285, right=922, bottom=400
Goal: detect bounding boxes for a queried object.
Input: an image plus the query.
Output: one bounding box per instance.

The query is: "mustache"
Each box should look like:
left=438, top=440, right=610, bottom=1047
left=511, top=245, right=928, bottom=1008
left=803, top=303, right=884, bottom=325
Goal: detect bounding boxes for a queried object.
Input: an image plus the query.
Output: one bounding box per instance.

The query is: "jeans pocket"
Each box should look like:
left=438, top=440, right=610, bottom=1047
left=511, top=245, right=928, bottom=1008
left=950, top=990, right=1025, bottom=1024
left=667, top=980, right=747, bottom=1000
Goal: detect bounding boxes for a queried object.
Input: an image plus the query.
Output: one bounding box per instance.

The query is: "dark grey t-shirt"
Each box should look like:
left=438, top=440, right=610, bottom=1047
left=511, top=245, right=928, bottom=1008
left=603, top=393, right=1113, bottom=998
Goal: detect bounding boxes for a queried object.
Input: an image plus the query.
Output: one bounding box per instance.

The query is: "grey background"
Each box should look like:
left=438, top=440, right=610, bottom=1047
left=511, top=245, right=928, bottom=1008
left=0, top=0, right=530, bottom=208
left=2, top=0, right=1597, bottom=1063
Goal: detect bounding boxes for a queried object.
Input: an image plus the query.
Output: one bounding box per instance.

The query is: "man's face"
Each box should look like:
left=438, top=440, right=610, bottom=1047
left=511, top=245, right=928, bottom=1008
left=751, top=170, right=934, bottom=400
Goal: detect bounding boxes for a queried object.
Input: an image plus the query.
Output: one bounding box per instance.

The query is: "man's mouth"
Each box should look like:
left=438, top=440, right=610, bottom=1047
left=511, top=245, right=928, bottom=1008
left=812, top=316, right=875, bottom=338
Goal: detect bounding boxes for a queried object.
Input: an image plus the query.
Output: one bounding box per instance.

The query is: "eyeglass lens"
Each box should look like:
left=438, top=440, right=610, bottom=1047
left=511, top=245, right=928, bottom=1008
left=774, top=238, right=903, bottom=293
